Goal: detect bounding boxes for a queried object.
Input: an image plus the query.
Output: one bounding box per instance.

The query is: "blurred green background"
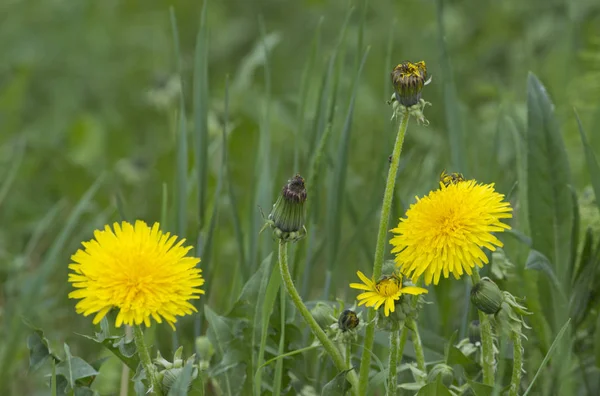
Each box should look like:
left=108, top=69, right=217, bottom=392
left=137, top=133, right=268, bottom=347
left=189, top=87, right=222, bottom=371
left=2, top=0, right=600, bottom=394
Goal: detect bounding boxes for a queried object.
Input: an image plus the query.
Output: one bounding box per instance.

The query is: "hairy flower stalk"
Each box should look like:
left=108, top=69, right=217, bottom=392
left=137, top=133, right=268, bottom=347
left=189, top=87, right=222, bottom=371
left=358, top=61, right=430, bottom=396
left=471, top=271, right=496, bottom=386
left=509, top=331, right=523, bottom=396
left=387, top=329, right=400, bottom=395
left=133, top=326, right=163, bottom=395
left=270, top=175, right=359, bottom=393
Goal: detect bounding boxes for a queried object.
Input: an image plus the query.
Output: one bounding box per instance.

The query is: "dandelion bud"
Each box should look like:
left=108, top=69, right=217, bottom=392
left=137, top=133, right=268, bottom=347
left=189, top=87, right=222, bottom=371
left=391, top=61, right=428, bottom=107
left=311, top=302, right=335, bottom=329
left=470, top=277, right=503, bottom=315
left=338, top=309, right=360, bottom=332
left=427, top=364, right=454, bottom=387
left=268, top=174, right=307, bottom=242
left=468, top=320, right=481, bottom=345
left=195, top=336, right=214, bottom=361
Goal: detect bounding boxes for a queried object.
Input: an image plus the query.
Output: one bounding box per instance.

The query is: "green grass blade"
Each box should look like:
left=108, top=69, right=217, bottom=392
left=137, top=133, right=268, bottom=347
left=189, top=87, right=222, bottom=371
left=383, top=20, right=396, bottom=99
left=193, top=0, right=209, bottom=232
left=575, top=110, right=600, bottom=213
left=273, top=284, right=286, bottom=396
left=161, top=182, right=169, bottom=227
left=435, top=0, right=466, bottom=173
left=170, top=7, right=189, bottom=239
left=249, top=16, right=274, bottom=274
left=325, top=46, right=370, bottom=294
left=295, top=17, right=323, bottom=172
left=527, top=72, right=574, bottom=394
left=522, top=319, right=572, bottom=396
left=254, top=255, right=278, bottom=396
left=203, top=78, right=229, bottom=299
left=0, top=174, right=104, bottom=384
left=169, top=6, right=188, bottom=348
left=0, top=138, right=25, bottom=208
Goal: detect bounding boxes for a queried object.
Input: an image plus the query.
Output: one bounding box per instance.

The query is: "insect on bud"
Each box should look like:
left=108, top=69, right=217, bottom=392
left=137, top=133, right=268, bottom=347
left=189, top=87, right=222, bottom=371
left=440, top=169, right=465, bottom=187
left=338, top=309, right=360, bottom=332
left=391, top=61, right=429, bottom=107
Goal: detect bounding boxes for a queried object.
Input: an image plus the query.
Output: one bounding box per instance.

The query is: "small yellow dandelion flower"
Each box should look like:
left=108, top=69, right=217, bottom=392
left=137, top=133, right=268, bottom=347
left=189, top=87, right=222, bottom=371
left=68, top=220, right=204, bottom=329
left=390, top=179, right=513, bottom=285
left=349, top=271, right=428, bottom=317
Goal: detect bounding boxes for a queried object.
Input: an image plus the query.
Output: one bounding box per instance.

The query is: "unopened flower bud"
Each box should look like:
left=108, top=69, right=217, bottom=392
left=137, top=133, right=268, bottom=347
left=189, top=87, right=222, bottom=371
left=338, top=309, right=360, bottom=332
left=468, top=320, right=481, bottom=345
left=195, top=336, right=214, bottom=361
left=267, top=174, right=307, bottom=242
left=391, top=61, right=429, bottom=107
left=471, top=277, right=503, bottom=314
left=427, top=363, right=454, bottom=387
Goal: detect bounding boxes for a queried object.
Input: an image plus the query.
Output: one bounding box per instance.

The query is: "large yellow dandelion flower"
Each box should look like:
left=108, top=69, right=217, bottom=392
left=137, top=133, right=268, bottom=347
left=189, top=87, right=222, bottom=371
left=390, top=179, right=512, bottom=285
left=349, top=271, right=428, bottom=316
left=68, top=220, right=204, bottom=329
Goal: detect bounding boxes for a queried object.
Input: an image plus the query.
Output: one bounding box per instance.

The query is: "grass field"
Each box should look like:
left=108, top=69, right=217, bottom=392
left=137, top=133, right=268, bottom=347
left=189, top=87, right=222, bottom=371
left=2, top=0, right=600, bottom=395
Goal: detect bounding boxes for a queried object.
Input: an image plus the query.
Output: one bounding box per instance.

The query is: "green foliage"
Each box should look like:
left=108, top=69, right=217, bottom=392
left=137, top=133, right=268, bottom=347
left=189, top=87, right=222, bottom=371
left=4, top=0, right=600, bottom=394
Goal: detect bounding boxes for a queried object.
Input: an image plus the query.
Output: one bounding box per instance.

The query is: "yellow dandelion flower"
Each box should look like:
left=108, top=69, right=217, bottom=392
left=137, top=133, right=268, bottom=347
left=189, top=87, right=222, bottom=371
left=349, top=271, right=428, bottom=317
left=390, top=179, right=513, bottom=285
left=68, top=220, right=204, bottom=329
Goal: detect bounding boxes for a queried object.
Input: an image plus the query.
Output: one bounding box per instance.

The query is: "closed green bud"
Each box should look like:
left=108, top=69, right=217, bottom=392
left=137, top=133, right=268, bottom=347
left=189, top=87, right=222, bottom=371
left=195, top=336, right=214, bottom=361
left=470, top=277, right=503, bottom=314
left=427, top=363, right=454, bottom=387
left=311, top=302, right=335, bottom=329
left=162, top=367, right=183, bottom=392
left=391, top=61, right=429, bottom=107
left=267, top=174, right=307, bottom=242
left=338, top=309, right=360, bottom=332
left=468, top=320, right=481, bottom=345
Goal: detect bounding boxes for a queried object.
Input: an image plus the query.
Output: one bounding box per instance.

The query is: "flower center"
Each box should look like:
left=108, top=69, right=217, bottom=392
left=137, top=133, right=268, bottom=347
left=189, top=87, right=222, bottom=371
left=376, top=277, right=401, bottom=297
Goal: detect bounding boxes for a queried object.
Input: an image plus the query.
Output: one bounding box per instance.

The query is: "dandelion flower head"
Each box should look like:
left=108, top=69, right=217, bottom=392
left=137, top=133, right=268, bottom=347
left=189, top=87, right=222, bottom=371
left=390, top=177, right=512, bottom=285
left=349, top=271, right=428, bottom=317
left=68, top=220, right=204, bottom=329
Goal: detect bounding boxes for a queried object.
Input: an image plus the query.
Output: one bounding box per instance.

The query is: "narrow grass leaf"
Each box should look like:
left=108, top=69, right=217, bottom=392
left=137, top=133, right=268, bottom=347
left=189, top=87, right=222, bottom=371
left=522, top=318, right=572, bottom=396
left=575, top=110, right=600, bottom=213
left=435, top=0, right=466, bottom=173
left=193, top=0, right=210, bottom=232
left=295, top=17, right=323, bottom=171
left=170, top=8, right=189, bottom=239
left=326, top=46, right=370, bottom=279
left=249, top=17, right=274, bottom=274
left=0, top=138, right=25, bottom=208
left=255, top=256, right=279, bottom=396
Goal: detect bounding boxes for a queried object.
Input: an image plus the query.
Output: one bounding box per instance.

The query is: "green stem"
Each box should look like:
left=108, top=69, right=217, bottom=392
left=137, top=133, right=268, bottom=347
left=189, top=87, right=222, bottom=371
left=278, top=242, right=359, bottom=393
left=407, top=318, right=426, bottom=374
left=387, top=329, right=400, bottom=396
left=133, top=326, right=163, bottom=396
left=273, top=284, right=286, bottom=396
left=509, top=331, right=523, bottom=396
left=471, top=271, right=495, bottom=386
left=398, top=326, right=409, bottom=363
left=346, top=342, right=352, bottom=369
left=358, top=110, right=409, bottom=396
